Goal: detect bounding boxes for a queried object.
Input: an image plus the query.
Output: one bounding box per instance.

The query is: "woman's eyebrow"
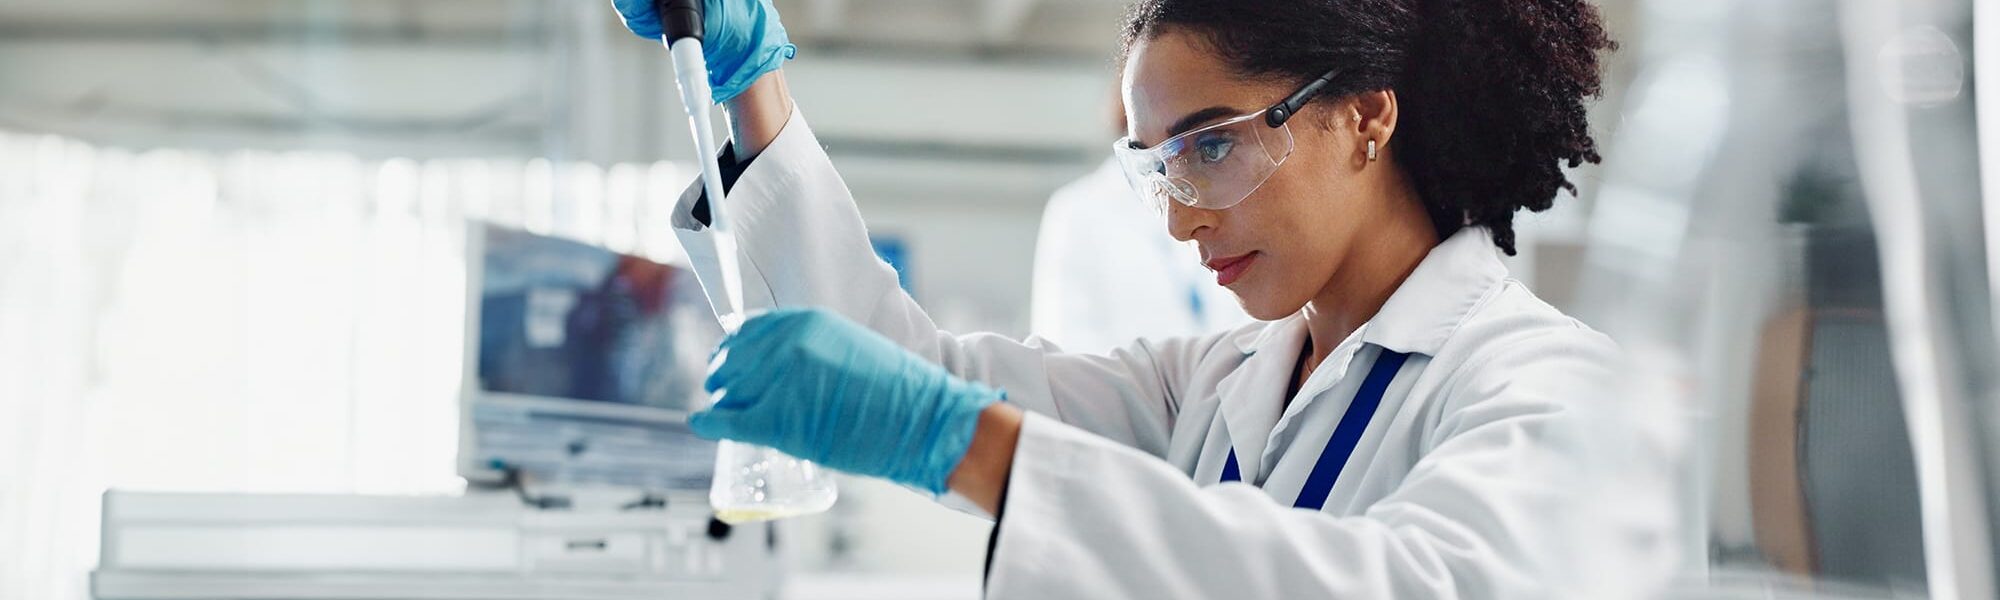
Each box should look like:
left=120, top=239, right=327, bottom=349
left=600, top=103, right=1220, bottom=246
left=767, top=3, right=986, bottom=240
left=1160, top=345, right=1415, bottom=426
left=1166, top=106, right=1245, bottom=138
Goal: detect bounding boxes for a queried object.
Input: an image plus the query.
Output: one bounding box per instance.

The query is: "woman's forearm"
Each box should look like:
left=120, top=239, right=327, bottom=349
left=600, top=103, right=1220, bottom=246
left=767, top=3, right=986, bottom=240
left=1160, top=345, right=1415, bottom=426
left=723, top=70, right=794, bottom=162
left=949, top=403, right=1024, bottom=515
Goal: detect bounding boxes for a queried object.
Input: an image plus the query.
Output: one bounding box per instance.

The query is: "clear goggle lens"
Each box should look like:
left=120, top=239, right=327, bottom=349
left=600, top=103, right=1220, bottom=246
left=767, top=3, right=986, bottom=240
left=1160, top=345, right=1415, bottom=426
left=1113, top=109, right=1296, bottom=213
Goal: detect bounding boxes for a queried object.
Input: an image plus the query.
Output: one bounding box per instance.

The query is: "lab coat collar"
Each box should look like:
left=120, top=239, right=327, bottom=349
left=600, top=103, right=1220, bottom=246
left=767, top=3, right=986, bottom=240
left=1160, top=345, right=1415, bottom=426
left=1361, top=227, right=1506, bottom=355
left=1231, top=226, right=1506, bottom=358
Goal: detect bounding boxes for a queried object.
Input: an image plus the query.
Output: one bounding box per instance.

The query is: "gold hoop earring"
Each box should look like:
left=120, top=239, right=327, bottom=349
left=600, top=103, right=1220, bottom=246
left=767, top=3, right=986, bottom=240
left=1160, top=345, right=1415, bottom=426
left=1366, top=139, right=1379, bottom=162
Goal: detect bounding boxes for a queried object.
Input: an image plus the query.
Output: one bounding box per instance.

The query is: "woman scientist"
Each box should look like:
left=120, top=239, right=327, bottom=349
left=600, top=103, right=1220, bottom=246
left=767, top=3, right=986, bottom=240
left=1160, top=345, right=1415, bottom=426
left=614, top=0, right=1663, bottom=597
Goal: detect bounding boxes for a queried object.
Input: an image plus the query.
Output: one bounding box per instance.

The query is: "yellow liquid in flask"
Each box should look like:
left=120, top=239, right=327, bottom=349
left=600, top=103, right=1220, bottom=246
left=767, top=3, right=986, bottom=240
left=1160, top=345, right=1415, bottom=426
left=709, top=441, right=838, bottom=524
left=713, top=506, right=821, bottom=524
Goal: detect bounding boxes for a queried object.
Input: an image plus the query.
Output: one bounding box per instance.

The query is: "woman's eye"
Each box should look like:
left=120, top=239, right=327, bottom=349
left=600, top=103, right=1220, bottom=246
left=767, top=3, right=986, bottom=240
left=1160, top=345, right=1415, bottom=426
left=1195, top=135, right=1235, bottom=164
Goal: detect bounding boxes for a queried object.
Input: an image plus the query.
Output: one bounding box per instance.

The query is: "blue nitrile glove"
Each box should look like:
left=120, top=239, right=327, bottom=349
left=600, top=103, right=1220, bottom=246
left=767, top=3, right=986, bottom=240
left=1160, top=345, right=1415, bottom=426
left=690, top=308, right=1003, bottom=495
left=610, top=0, right=797, bottom=104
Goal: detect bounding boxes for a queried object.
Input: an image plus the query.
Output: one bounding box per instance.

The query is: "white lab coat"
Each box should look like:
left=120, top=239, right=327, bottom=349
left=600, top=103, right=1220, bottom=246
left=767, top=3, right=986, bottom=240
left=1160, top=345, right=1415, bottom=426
left=1029, top=158, right=1250, bottom=354
left=671, top=109, right=1676, bottom=599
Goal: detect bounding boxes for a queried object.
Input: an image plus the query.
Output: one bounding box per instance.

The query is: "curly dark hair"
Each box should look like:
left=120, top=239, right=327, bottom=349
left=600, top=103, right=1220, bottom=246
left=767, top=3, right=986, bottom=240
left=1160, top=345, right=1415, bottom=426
left=1121, top=0, right=1615, bottom=255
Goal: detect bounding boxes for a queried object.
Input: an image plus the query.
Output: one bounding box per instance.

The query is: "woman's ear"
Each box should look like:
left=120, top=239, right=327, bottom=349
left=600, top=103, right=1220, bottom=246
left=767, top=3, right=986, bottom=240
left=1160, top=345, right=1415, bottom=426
left=1352, top=89, right=1399, bottom=159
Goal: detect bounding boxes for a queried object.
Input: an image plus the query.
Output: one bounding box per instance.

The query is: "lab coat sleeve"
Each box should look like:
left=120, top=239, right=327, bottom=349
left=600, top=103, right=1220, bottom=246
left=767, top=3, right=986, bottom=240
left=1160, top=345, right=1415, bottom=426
left=985, top=329, right=1653, bottom=600
left=669, top=108, right=1211, bottom=459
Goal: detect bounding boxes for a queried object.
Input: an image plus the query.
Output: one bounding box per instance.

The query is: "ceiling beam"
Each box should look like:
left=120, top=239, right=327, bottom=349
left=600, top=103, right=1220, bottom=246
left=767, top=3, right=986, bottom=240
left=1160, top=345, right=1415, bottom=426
left=978, top=0, right=1038, bottom=45
left=805, top=0, right=848, bottom=34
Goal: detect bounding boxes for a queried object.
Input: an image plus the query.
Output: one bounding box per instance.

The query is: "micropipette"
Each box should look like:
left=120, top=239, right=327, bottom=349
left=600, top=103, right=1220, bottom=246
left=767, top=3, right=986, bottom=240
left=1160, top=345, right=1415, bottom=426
left=658, top=0, right=746, bottom=331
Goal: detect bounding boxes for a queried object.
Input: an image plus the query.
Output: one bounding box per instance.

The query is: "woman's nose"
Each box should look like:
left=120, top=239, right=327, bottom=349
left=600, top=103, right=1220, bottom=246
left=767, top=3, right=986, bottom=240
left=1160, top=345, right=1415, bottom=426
left=1164, top=199, right=1215, bottom=243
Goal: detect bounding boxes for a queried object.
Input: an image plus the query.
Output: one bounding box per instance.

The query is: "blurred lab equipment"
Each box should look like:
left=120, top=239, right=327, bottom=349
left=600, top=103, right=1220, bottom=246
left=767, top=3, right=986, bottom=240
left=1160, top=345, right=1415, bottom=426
left=1563, top=0, right=2000, bottom=596
left=460, top=222, right=721, bottom=489
left=90, top=222, right=787, bottom=599
left=90, top=490, right=777, bottom=600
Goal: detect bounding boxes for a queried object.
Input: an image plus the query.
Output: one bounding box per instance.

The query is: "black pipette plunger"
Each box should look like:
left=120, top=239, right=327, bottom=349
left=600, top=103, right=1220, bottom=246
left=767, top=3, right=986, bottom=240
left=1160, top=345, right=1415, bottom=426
left=659, top=0, right=703, bottom=43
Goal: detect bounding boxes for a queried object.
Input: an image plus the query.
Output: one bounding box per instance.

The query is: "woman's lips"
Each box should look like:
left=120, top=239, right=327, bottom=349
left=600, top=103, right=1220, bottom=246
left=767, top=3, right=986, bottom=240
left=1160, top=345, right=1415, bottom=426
left=1204, top=252, right=1258, bottom=287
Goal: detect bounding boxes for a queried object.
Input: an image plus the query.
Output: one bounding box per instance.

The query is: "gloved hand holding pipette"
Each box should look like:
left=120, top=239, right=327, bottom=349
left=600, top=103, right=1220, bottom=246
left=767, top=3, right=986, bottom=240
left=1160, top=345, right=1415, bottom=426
left=611, top=0, right=795, bottom=105
left=626, top=0, right=797, bottom=326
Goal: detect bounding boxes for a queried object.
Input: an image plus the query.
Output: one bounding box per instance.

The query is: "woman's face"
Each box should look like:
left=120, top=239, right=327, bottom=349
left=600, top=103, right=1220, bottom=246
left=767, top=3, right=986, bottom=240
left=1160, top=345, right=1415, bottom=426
left=1123, top=30, right=1389, bottom=320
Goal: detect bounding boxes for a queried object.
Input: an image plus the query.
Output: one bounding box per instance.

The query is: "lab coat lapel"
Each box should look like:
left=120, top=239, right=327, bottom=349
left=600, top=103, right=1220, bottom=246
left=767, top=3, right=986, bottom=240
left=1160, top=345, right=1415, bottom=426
left=1358, top=227, right=1507, bottom=356
left=1213, top=314, right=1307, bottom=485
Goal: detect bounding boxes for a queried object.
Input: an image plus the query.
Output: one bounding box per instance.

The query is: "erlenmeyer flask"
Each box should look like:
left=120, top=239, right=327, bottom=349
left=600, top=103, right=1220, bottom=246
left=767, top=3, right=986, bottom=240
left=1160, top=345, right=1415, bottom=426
left=709, top=440, right=838, bottom=524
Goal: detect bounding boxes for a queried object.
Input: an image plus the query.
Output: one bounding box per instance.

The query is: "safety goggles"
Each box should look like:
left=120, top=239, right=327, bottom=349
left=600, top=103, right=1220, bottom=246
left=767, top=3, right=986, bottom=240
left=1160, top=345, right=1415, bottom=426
left=1113, top=69, right=1344, bottom=212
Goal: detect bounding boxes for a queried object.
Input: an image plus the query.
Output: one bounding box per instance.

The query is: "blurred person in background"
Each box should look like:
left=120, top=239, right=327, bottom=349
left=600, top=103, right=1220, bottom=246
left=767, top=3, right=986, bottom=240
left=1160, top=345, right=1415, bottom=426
left=1030, top=95, right=1251, bottom=355
left=613, top=0, right=1673, bottom=597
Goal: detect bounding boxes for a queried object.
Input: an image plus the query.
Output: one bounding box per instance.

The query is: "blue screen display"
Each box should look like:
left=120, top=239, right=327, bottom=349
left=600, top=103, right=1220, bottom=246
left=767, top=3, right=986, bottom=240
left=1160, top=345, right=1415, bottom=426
left=470, top=224, right=722, bottom=489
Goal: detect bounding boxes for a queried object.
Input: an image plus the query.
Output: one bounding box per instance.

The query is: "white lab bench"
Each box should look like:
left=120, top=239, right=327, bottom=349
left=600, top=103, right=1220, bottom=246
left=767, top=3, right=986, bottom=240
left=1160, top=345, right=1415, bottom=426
left=91, top=490, right=780, bottom=600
